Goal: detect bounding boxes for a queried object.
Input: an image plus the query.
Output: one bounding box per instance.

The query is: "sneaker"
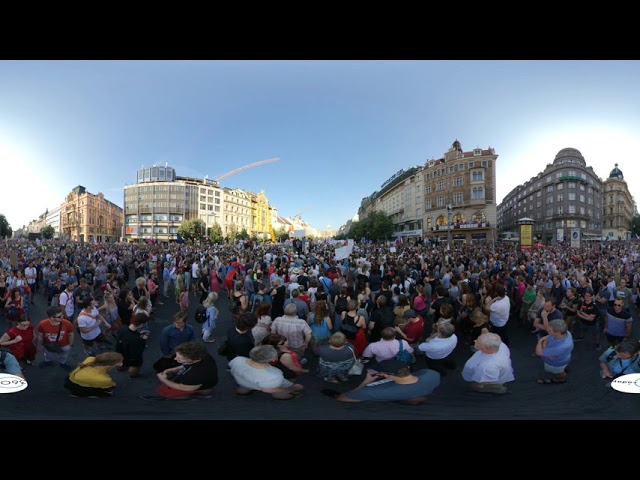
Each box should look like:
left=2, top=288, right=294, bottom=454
left=573, top=336, right=584, bottom=342
left=38, top=361, right=53, bottom=368
left=59, top=363, right=72, bottom=371
left=324, top=376, right=340, bottom=384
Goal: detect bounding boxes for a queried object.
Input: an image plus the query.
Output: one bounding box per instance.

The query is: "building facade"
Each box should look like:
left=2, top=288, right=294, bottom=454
left=46, top=204, right=62, bottom=238
left=222, top=187, right=251, bottom=238
left=422, top=141, right=497, bottom=243
left=123, top=165, right=225, bottom=242
left=248, top=190, right=271, bottom=238
left=602, top=164, right=634, bottom=240
left=497, top=148, right=603, bottom=244
left=61, top=186, right=123, bottom=243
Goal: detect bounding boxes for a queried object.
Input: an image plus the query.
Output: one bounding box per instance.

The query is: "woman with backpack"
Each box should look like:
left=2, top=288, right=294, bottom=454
left=307, top=300, right=333, bottom=356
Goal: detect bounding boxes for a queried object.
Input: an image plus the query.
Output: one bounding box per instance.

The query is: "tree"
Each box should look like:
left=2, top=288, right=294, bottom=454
left=40, top=225, right=55, bottom=239
left=177, top=218, right=206, bottom=243
left=631, top=214, right=640, bottom=237
left=0, top=214, right=12, bottom=239
left=349, top=210, right=394, bottom=241
left=274, top=226, right=288, bottom=242
left=208, top=223, right=223, bottom=244
left=226, top=224, right=238, bottom=242
left=237, top=228, right=250, bottom=241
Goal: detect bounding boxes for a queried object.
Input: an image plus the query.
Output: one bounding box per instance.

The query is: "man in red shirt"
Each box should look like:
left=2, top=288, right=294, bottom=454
left=36, top=305, right=75, bottom=371
left=395, top=309, right=425, bottom=347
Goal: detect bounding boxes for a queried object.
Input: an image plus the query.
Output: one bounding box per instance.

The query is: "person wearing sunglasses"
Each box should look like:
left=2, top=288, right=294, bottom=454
left=36, top=305, right=75, bottom=370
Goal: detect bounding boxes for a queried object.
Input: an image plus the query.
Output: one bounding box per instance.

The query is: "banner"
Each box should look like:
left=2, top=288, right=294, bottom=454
left=557, top=228, right=564, bottom=242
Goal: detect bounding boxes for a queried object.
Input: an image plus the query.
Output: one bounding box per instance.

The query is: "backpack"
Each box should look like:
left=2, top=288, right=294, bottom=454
left=195, top=304, right=207, bottom=324
left=395, top=339, right=413, bottom=364
left=250, top=293, right=264, bottom=312
left=335, top=295, right=348, bottom=315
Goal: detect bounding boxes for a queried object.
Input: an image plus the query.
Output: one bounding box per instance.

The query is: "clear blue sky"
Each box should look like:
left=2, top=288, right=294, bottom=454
left=2, top=60, right=640, bottom=232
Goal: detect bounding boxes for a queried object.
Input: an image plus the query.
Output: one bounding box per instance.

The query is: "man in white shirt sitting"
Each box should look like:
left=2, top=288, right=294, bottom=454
left=462, top=332, right=514, bottom=394
left=418, top=321, right=457, bottom=376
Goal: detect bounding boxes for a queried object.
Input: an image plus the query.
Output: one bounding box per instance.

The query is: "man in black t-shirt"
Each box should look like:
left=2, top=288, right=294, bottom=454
left=141, top=342, right=219, bottom=401
left=116, top=312, right=148, bottom=378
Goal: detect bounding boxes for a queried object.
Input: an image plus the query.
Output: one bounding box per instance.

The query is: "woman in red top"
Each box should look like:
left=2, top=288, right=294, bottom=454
left=261, top=334, right=309, bottom=378
left=395, top=309, right=425, bottom=348
left=341, top=300, right=368, bottom=357
left=4, top=288, right=24, bottom=321
left=0, top=314, right=36, bottom=365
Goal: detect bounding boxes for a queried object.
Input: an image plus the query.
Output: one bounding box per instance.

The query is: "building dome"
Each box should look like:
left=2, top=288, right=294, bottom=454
left=553, top=148, right=586, bottom=167
left=609, top=163, right=624, bottom=179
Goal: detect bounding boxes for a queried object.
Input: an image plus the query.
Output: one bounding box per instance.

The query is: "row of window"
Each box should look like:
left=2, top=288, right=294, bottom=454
left=425, top=161, right=490, bottom=180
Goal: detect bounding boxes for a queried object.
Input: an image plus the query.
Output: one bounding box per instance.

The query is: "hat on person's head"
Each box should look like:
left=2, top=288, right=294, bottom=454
left=292, top=267, right=300, bottom=274
left=375, top=359, right=411, bottom=375
left=402, top=309, right=417, bottom=320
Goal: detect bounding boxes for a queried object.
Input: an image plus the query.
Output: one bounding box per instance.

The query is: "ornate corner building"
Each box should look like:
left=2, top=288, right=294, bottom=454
left=602, top=164, right=634, bottom=240
left=497, top=148, right=603, bottom=243
left=61, top=185, right=123, bottom=243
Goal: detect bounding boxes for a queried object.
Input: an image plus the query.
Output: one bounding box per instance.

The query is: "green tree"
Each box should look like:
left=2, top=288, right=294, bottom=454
left=237, top=228, right=250, bottom=241
left=631, top=214, right=640, bottom=236
left=226, top=224, right=238, bottom=242
left=274, top=226, right=288, bottom=242
left=0, top=214, right=12, bottom=238
left=208, top=223, right=223, bottom=244
left=349, top=210, right=394, bottom=241
left=177, top=218, right=206, bottom=243
left=40, top=225, right=55, bottom=239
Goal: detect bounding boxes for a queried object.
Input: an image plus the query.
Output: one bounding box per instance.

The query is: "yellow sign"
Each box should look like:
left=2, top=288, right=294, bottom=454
left=520, top=224, right=532, bottom=252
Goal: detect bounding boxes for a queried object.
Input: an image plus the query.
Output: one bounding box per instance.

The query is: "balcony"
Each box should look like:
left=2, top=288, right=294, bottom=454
left=557, top=175, right=589, bottom=184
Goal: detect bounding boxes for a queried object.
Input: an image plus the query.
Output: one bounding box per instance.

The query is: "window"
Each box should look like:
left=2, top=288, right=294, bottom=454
left=569, top=170, right=576, bottom=177
left=566, top=220, right=576, bottom=227
left=569, top=205, right=576, bottom=214
left=453, top=192, right=463, bottom=204
left=557, top=206, right=563, bottom=215
left=568, top=182, right=576, bottom=189
left=580, top=207, right=585, bottom=215
left=437, top=196, right=445, bottom=207
left=453, top=177, right=463, bottom=187
left=425, top=185, right=431, bottom=194
left=546, top=196, right=553, bottom=204
left=448, top=166, right=455, bottom=173
left=436, top=181, right=444, bottom=191
left=481, top=160, right=488, bottom=167
left=568, top=193, right=575, bottom=201
left=425, top=199, right=432, bottom=209
left=426, top=218, right=432, bottom=228
left=557, top=194, right=563, bottom=202
left=581, top=221, right=586, bottom=228
left=537, top=191, right=541, bottom=197
left=580, top=194, right=585, bottom=203
left=556, top=172, right=562, bottom=179
left=472, top=171, right=484, bottom=181
left=537, top=200, right=542, bottom=207
left=580, top=184, right=585, bottom=191
left=468, top=162, right=474, bottom=169
left=557, top=183, right=563, bottom=190
left=547, top=185, right=554, bottom=193
left=588, top=197, right=593, bottom=205
left=546, top=208, right=553, bottom=216
left=416, top=207, right=421, bottom=216
left=472, top=187, right=484, bottom=199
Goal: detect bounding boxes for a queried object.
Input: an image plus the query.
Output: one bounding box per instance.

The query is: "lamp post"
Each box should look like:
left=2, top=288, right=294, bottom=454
left=447, top=203, right=452, bottom=249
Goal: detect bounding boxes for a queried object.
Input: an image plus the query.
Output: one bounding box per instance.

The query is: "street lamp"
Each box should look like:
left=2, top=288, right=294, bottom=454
left=447, top=203, right=452, bottom=249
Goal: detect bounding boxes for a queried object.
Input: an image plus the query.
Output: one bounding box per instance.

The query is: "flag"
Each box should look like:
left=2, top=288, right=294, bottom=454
left=176, top=233, right=186, bottom=244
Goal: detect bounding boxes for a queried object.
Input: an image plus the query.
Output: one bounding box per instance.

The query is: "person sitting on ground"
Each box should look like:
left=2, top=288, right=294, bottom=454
left=418, top=321, right=458, bottom=376
left=261, top=333, right=310, bottom=379
left=64, top=352, right=123, bottom=398
left=535, top=319, right=574, bottom=385
left=599, top=339, right=640, bottom=385
left=361, top=327, right=413, bottom=365
left=229, top=345, right=304, bottom=400
left=0, top=347, right=26, bottom=380
left=462, top=332, right=514, bottom=394
left=317, top=332, right=355, bottom=384
left=141, top=342, right=219, bottom=401
left=321, top=359, right=440, bottom=405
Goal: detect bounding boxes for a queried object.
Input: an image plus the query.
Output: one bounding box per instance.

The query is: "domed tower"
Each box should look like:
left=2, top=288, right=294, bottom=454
left=603, top=163, right=633, bottom=240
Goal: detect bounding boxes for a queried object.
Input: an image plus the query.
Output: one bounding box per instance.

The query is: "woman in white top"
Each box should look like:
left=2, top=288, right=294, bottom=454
left=77, top=296, right=110, bottom=357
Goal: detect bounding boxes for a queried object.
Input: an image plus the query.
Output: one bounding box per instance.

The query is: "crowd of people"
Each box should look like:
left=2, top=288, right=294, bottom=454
left=1, top=235, right=640, bottom=405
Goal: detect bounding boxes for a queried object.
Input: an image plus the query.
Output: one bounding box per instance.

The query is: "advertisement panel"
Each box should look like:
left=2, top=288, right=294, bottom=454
left=520, top=224, right=532, bottom=252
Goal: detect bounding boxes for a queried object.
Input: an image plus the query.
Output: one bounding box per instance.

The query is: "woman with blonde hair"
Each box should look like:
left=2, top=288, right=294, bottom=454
left=64, top=351, right=124, bottom=398
left=317, top=332, right=356, bottom=383
left=202, top=291, right=219, bottom=343
left=252, top=301, right=273, bottom=346
left=99, top=291, right=122, bottom=336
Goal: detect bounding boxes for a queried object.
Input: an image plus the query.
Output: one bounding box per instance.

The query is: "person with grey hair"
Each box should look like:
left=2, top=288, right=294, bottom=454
left=283, top=288, right=310, bottom=319
left=418, top=321, right=458, bottom=376
left=535, top=319, right=574, bottom=384
left=229, top=345, right=304, bottom=400
left=271, top=303, right=312, bottom=360
left=462, top=332, right=514, bottom=394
